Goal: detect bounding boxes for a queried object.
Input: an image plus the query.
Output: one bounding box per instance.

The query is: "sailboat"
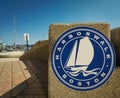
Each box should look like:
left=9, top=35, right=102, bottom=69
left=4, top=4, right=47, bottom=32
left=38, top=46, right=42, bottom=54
left=65, top=37, right=100, bottom=76
left=0, top=16, right=24, bottom=58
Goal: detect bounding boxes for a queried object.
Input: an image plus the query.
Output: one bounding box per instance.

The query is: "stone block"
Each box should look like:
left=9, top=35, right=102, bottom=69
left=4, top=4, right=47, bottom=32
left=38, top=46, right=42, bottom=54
left=48, top=23, right=120, bottom=98
left=111, top=28, right=120, bottom=66
left=20, top=40, right=49, bottom=61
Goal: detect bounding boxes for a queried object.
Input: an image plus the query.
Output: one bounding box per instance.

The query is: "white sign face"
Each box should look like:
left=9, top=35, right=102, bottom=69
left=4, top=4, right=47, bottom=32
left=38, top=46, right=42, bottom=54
left=24, top=33, right=29, bottom=41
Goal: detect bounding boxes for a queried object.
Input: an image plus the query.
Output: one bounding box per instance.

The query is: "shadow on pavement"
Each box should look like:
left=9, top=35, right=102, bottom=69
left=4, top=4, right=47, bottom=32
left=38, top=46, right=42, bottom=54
left=0, top=60, right=48, bottom=98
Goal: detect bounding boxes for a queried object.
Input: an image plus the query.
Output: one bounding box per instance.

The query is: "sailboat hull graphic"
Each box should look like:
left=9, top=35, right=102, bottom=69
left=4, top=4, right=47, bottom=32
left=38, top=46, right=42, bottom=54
left=70, top=66, right=88, bottom=71
left=65, top=37, right=100, bottom=76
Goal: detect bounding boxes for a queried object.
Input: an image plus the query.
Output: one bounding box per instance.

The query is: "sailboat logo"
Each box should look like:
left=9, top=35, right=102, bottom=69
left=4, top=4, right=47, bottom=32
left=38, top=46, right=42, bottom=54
left=65, top=37, right=100, bottom=76
left=51, top=27, right=116, bottom=91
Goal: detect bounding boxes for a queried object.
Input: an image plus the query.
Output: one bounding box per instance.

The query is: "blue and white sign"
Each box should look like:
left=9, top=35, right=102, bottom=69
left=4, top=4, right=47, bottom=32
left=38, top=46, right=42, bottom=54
left=51, top=27, right=116, bottom=91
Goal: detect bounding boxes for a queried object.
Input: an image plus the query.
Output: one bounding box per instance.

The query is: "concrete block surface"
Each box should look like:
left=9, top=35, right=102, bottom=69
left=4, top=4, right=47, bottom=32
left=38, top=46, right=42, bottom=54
left=48, top=23, right=120, bottom=98
left=111, top=28, right=120, bottom=66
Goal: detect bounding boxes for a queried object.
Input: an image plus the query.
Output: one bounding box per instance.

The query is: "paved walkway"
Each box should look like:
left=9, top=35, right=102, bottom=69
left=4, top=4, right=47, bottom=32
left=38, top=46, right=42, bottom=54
left=0, top=59, right=48, bottom=98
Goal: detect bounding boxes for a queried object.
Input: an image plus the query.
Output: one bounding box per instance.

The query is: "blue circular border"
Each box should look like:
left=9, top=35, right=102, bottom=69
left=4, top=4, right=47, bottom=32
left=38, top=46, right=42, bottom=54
left=50, top=26, right=116, bottom=91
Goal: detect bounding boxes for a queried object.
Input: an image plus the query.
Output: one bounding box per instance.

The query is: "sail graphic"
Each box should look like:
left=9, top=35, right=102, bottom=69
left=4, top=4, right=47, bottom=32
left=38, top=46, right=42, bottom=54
left=65, top=37, right=96, bottom=74
left=66, top=40, right=78, bottom=67
left=76, top=37, right=94, bottom=66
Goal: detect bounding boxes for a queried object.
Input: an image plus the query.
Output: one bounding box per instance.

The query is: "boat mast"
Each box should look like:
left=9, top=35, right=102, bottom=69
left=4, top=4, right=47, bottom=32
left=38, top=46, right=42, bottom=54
left=14, top=16, right=16, bottom=50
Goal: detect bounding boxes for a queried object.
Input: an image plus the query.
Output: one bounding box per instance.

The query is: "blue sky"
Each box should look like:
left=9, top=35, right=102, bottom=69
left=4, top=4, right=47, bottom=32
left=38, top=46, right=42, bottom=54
left=0, top=0, right=120, bottom=44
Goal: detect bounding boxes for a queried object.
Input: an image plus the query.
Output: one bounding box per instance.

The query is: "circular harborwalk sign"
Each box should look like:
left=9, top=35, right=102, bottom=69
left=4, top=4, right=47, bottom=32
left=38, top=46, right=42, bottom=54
left=51, top=27, right=116, bottom=91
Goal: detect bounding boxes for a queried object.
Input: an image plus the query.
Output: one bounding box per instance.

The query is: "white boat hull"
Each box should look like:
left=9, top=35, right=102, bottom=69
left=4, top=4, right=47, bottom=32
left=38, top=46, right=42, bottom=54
left=71, top=66, right=88, bottom=71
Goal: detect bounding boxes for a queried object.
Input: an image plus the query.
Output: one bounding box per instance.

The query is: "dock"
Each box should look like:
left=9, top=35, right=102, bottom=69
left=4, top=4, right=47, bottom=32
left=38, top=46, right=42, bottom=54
left=0, top=58, right=48, bottom=98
